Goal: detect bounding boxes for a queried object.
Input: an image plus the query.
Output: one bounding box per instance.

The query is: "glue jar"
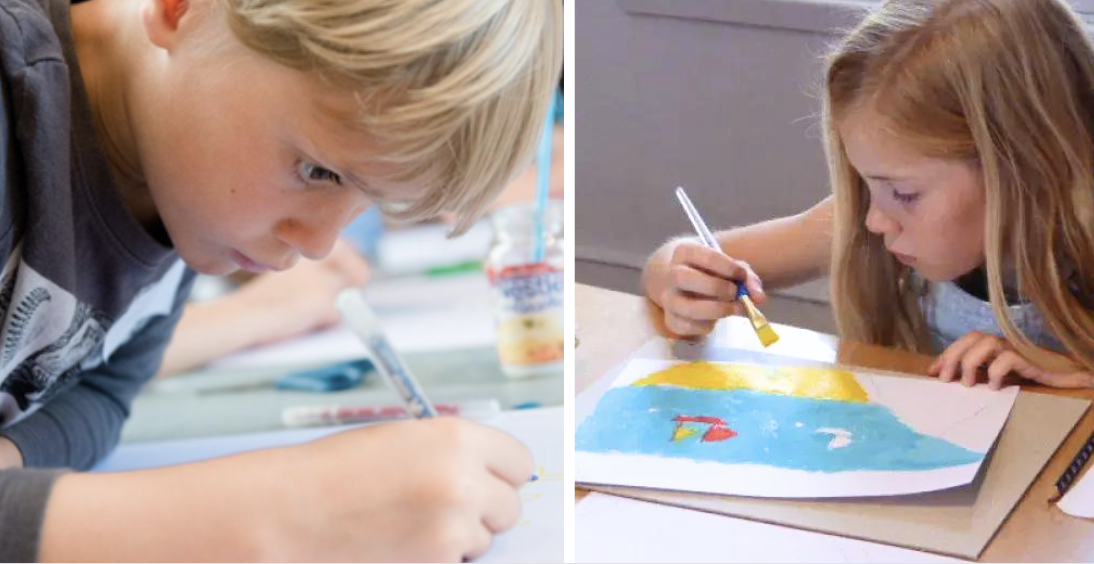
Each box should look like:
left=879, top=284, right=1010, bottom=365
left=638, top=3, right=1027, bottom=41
left=485, top=200, right=564, bottom=378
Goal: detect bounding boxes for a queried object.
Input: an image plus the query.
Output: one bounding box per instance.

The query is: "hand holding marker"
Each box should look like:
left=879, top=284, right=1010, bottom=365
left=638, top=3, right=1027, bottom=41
left=674, top=186, right=779, bottom=347
left=336, top=289, right=537, bottom=481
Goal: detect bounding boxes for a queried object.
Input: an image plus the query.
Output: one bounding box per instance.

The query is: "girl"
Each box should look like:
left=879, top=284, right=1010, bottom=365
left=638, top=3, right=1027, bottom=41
left=643, top=0, right=1094, bottom=390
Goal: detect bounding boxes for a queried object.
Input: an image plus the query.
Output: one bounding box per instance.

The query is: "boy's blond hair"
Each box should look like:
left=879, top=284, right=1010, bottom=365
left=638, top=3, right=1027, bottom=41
left=824, top=0, right=1094, bottom=375
left=214, top=0, right=562, bottom=234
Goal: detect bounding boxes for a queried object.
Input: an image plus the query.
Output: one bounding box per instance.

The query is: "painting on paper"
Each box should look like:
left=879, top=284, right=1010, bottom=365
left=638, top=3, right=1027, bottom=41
left=575, top=358, right=1017, bottom=498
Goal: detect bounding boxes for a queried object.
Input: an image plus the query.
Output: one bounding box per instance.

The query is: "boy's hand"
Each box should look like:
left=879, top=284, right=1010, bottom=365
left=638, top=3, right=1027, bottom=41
left=40, top=418, right=531, bottom=562
left=928, top=331, right=1093, bottom=389
left=267, top=417, right=532, bottom=562
left=653, top=240, right=767, bottom=337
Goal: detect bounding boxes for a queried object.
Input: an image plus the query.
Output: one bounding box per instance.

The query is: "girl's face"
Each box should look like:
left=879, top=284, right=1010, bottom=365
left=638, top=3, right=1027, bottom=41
left=838, top=110, right=986, bottom=282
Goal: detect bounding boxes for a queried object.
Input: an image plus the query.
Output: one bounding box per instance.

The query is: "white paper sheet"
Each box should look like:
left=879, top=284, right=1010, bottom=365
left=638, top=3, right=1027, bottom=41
left=95, top=407, right=562, bottom=563
left=207, top=272, right=496, bottom=370
left=576, top=493, right=963, bottom=563
left=1058, top=464, right=1094, bottom=518
left=576, top=357, right=1017, bottom=498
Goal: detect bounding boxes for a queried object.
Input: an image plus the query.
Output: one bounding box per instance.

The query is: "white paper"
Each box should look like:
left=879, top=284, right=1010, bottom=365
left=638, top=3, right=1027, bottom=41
left=710, top=316, right=839, bottom=364
left=1058, top=465, right=1094, bottom=518
left=95, top=407, right=562, bottom=563
left=576, top=493, right=963, bottom=563
left=207, top=272, right=496, bottom=370
left=576, top=357, right=1017, bottom=498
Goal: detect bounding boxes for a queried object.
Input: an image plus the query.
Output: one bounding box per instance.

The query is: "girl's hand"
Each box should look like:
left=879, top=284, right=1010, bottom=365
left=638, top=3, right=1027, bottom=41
left=927, top=331, right=1093, bottom=389
left=655, top=240, right=767, bottom=337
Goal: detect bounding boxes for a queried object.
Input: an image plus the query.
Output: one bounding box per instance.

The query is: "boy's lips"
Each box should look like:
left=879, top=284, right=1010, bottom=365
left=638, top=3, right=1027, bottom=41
left=230, top=250, right=276, bottom=273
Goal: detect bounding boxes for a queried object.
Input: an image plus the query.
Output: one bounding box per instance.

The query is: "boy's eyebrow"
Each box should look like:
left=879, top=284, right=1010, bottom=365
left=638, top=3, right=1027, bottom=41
left=343, top=169, right=416, bottom=204
left=343, top=170, right=383, bottom=198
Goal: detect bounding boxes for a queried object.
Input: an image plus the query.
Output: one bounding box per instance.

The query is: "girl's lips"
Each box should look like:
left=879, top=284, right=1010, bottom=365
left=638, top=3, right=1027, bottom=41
left=891, top=251, right=917, bottom=265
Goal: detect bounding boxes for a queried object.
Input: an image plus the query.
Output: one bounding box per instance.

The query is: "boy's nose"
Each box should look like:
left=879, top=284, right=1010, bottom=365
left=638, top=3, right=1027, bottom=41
left=864, top=201, right=901, bottom=236
left=276, top=217, right=348, bottom=261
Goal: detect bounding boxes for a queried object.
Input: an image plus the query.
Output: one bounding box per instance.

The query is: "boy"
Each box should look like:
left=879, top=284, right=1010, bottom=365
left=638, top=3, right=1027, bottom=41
left=0, top=0, right=562, bottom=560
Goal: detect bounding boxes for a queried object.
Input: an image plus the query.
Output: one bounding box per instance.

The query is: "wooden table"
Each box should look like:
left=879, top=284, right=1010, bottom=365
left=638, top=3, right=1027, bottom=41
left=575, top=283, right=1094, bottom=562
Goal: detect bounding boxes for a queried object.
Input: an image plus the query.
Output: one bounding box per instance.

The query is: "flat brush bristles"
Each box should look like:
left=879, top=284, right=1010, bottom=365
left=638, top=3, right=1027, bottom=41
left=741, top=295, right=779, bottom=347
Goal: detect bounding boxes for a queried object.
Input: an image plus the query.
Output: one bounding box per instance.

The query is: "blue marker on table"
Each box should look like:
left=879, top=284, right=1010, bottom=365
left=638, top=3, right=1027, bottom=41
left=337, top=289, right=437, bottom=418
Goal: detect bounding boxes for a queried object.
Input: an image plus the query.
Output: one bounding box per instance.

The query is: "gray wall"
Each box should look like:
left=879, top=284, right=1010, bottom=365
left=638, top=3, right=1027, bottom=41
left=575, top=0, right=874, bottom=303
left=576, top=0, right=1094, bottom=302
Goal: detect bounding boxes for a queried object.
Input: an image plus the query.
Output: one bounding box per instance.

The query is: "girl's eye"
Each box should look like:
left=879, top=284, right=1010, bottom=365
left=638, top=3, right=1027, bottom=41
left=892, top=189, right=919, bottom=204
left=297, top=161, right=342, bottom=186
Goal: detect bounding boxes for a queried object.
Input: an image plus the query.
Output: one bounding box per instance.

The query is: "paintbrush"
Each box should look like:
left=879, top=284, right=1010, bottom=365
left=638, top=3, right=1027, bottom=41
left=674, top=186, right=779, bottom=347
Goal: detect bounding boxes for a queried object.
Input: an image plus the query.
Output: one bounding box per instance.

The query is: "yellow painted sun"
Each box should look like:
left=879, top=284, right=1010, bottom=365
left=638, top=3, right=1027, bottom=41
left=632, top=361, right=869, bottom=403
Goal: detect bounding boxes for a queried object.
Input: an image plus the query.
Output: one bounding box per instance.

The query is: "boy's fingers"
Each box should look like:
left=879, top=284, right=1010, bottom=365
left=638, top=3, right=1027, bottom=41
left=464, top=523, right=495, bottom=562
left=479, top=474, right=523, bottom=534
left=472, top=425, right=533, bottom=489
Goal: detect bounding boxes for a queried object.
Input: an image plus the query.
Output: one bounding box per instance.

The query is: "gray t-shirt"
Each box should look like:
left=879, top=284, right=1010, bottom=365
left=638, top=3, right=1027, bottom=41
left=0, top=0, right=195, bottom=559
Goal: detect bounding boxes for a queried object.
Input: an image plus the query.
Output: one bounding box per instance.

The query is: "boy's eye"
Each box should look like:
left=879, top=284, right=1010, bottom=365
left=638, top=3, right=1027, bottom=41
left=892, top=189, right=920, bottom=204
left=298, top=161, right=342, bottom=186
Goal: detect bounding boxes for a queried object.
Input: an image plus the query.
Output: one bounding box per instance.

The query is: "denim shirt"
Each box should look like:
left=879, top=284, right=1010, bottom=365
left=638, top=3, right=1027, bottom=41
left=919, top=274, right=1067, bottom=354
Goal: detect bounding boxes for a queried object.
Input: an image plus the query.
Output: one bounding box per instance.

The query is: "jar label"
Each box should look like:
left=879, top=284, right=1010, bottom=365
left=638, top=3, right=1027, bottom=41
left=487, top=263, right=564, bottom=367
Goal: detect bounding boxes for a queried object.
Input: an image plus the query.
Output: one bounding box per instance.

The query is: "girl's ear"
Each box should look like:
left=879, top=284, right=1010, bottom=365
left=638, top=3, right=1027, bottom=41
left=139, top=0, right=190, bottom=51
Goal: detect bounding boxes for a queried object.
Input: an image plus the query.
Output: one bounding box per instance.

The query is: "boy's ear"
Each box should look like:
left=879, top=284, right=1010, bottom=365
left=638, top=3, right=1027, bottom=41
left=140, top=0, right=191, bottom=51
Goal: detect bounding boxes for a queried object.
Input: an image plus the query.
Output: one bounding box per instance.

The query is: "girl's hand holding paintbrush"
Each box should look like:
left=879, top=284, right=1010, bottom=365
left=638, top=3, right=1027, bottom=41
left=642, top=238, right=768, bottom=338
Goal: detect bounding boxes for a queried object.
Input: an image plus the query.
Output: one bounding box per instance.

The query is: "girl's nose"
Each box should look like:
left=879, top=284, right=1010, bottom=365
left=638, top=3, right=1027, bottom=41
left=864, top=200, right=901, bottom=236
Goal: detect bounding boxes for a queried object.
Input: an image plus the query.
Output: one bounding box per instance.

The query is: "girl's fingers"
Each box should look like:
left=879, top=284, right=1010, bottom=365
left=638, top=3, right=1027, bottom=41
left=958, top=336, right=1005, bottom=387
left=672, top=243, right=752, bottom=284
left=669, top=264, right=737, bottom=301
left=664, top=290, right=739, bottom=322
left=935, top=332, right=985, bottom=383
left=1029, top=369, right=1094, bottom=389
left=665, top=310, right=716, bottom=337
left=984, top=350, right=1022, bottom=390
left=736, top=260, right=767, bottom=303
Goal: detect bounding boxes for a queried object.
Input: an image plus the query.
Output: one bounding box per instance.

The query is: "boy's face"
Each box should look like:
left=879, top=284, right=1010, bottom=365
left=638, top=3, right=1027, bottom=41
left=838, top=110, right=986, bottom=283
left=136, top=33, right=418, bottom=275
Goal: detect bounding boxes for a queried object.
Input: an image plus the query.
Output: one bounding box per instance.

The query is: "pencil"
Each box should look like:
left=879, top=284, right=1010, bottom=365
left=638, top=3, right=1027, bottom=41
left=1050, top=426, right=1094, bottom=502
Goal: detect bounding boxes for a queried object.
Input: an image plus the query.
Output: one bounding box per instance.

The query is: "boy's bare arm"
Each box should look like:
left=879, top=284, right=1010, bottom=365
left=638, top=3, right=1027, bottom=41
left=38, top=418, right=531, bottom=562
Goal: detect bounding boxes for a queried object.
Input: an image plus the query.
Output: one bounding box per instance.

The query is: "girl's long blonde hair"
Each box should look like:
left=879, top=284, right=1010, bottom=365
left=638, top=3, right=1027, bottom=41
left=825, top=0, right=1094, bottom=373
left=214, top=0, right=562, bottom=234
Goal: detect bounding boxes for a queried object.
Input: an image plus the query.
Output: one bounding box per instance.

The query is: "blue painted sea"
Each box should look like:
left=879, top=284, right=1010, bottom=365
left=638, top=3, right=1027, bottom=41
left=576, top=386, right=982, bottom=472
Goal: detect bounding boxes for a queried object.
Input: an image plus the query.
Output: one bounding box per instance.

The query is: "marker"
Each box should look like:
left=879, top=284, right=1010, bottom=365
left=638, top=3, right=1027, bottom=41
left=337, top=289, right=437, bottom=418
left=282, top=399, right=502, bottom=428
left=337, top=288, right=538, bottom=482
